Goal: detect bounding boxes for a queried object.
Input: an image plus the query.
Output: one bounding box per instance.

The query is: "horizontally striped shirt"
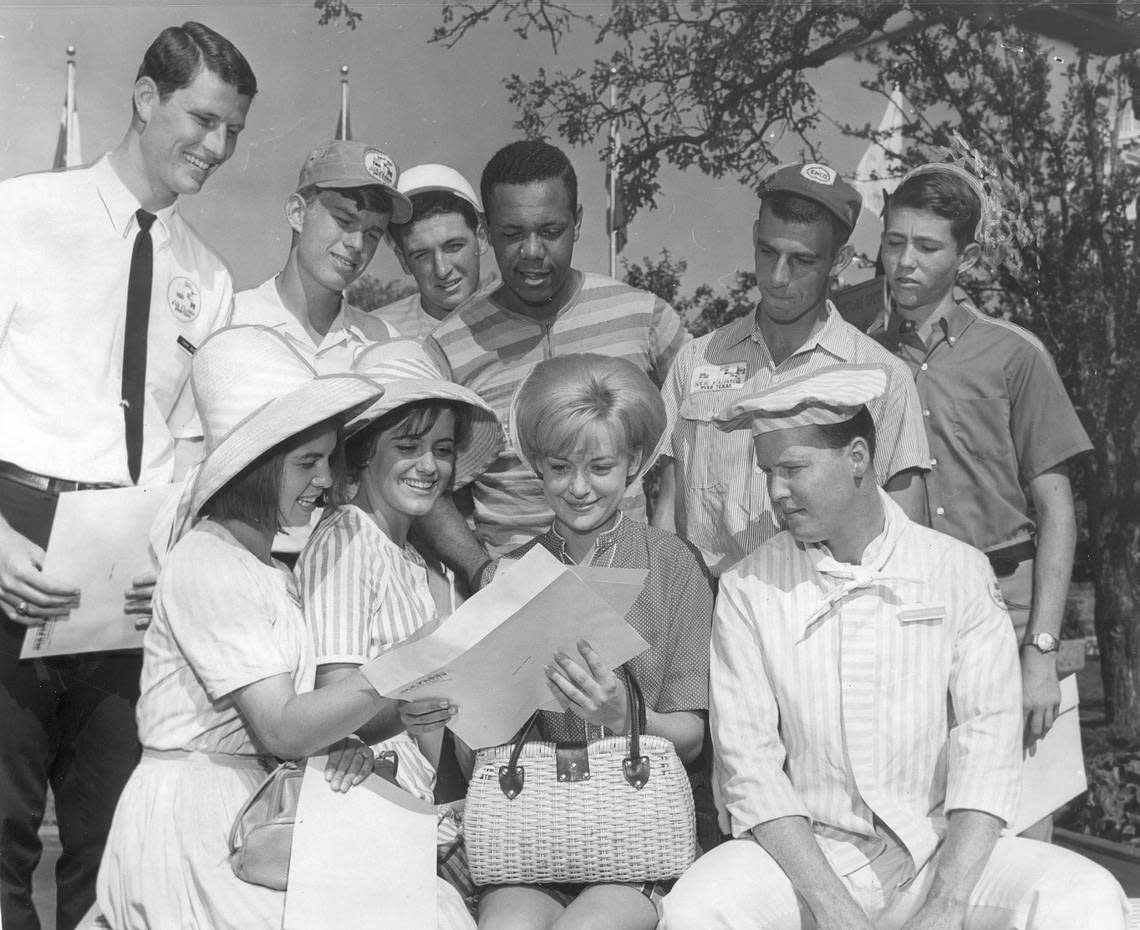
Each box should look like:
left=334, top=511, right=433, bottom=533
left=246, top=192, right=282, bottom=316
left=427, top=272, right=689, bottom=556
left=711, top=492, right=1021, bottom=880
left=662, top=305, right=930, bottom=576
left=296, top=505, right=436, bottom=665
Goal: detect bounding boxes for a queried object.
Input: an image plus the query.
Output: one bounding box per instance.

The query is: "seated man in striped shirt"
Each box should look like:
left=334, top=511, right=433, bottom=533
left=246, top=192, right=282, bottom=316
left=659, top=367, right=1128, bottom=930
left=419, top=140, right=690, bottom=589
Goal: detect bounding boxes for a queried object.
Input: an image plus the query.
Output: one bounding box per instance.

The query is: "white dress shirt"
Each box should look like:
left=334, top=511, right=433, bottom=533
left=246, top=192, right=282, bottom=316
left=0, top=156, right=234, bottom=484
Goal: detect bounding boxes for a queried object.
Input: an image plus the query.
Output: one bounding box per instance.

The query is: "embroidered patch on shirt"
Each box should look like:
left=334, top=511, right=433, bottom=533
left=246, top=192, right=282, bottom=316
left=690, top=362, right=748, bottom=393
left=168, top=277, right=201, bottom=322
left=897, top=604, right=946, bottom=623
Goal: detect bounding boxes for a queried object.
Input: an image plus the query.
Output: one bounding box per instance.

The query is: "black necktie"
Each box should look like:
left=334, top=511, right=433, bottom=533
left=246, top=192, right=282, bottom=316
left=122, top=209, right=156, bottom=485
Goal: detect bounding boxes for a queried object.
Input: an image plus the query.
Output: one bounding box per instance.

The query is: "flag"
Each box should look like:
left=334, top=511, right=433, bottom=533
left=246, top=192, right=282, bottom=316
left=52, top=53, right=82, bottom=169
left=853, top=85, right=907, bottom=220
left=335, top=67, right=352, bottom=141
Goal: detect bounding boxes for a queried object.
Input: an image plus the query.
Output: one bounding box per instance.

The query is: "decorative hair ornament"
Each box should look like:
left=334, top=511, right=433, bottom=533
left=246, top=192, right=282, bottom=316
left=900, top=131, right=1036, bottom=278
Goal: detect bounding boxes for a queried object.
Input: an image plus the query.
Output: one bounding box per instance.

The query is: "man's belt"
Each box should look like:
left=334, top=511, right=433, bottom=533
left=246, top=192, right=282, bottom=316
left=0, top=460, right=119, bottom=495
left=985, top=539, right=1036, bottom=578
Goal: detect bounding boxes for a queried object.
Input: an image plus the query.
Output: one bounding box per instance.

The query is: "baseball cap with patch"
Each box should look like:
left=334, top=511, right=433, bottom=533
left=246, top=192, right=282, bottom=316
left=758, top=163, right=862, bottom=233
left=297, top=141, right=413, bottom=223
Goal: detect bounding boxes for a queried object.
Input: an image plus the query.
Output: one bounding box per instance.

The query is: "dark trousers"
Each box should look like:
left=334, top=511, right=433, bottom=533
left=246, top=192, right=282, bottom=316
left=0, top=477, right=141, bottom=930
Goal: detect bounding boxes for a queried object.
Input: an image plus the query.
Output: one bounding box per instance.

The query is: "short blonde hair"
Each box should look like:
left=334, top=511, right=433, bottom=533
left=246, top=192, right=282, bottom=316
left=513, top=354, right=665, bottom=474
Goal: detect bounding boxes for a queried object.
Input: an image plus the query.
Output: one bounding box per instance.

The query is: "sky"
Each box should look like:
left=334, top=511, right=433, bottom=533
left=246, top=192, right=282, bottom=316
left=0, top=1, right=898, bottom=299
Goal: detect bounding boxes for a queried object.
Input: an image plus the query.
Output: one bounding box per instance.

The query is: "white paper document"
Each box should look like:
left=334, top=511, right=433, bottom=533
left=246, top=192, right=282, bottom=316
left=1006, top=674, right=1087, bottom=835
left=21, top=485, right=173, bottom=659
left=284, top=756, right=437, bottom=930
left=361, top=546, right=650, bottom=748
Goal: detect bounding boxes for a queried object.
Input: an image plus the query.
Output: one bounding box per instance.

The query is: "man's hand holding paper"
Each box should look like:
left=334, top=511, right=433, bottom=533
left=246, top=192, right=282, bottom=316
left=361, top=546, right=648, bottom=748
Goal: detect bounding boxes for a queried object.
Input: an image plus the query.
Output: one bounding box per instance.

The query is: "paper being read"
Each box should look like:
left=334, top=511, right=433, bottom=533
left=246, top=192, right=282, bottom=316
left=284, top=757, right=436, bottom=930
left=361, top=545, right=649, bottom=748
left=1005, top=674, right=1086, bottom=835
left=21, top=485, right=173, bottom=659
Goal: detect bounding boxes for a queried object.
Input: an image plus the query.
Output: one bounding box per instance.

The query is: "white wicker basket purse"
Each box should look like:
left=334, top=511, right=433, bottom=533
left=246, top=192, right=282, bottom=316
left=464, top=666, right=697, bottom=886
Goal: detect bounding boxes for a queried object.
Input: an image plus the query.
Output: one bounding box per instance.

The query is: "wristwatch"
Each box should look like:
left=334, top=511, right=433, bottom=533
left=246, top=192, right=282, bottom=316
left=1022, top=632, right=1060, bottom=654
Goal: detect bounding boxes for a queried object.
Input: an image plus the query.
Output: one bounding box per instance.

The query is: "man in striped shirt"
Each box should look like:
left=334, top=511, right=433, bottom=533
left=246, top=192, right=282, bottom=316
left=654, top=163, right=929, bottom=577
left=659, top=368, right=1127, bottom=930
left=421, top=140, right=689, bottom=577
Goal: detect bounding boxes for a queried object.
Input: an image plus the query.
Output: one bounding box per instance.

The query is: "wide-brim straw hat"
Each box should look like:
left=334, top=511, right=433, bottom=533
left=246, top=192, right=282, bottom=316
left=507, top=356, right=667, bottom=488
left=185, top=325, right=385, bottom=522
left=347, top=338, right=504, bottom=489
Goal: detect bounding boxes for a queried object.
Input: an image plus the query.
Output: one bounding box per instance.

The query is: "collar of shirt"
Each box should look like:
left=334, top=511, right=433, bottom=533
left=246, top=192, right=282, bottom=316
left=724, top=301, right=853, bottom=365
left=254, top=278, right=362, bottom=350
left=801, top=491, right=916, bottom=635
left=92, top=155, right=178, bottom=242
left=548, top=512, right=625, bottom=566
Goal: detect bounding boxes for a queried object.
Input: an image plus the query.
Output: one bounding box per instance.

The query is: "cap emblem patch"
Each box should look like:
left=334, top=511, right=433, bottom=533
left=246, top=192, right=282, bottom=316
left=364, top=150, right=397, bottom=186
left=801, top=164, right=837, bottom=185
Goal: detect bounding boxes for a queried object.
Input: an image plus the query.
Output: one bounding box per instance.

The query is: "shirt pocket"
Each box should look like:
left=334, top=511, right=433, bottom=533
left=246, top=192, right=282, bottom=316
left=951, top=396, right=1011, bottom=463
left=678, top=391, right=752, bottom=490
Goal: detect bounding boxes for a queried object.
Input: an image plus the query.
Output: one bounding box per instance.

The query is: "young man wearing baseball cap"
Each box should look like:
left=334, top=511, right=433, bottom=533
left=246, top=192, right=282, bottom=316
left=653, top=163, right=930, bottom=577
left=376, top=163, right=490, bottom=340
left=232, top=139, right=412, bottom=370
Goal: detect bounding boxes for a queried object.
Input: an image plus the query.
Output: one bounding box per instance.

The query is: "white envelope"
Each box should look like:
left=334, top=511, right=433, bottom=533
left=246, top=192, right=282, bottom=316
left=1006, top=674, right=1087, bottom=835
left=361, top=546, right=650, bottom=748
left=21, top=485, right=173, bottom=658
left=284, top=757, right=437, bottom=930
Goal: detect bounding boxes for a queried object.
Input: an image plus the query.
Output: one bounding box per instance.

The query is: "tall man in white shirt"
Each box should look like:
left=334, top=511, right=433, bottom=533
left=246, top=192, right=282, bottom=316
left=0, top=23, right=255, bottom=929
left=232, top=139, right=410, bottom=369
left=659, top=367, right=1128, bottom=930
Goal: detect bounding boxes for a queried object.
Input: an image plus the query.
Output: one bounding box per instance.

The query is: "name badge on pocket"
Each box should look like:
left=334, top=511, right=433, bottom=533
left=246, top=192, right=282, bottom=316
left=897, top=604, right=945, bottom=623
left=690, top=362, right=748, bottom=393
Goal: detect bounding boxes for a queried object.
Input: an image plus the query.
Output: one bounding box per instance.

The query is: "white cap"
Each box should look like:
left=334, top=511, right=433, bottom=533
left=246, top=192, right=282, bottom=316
left=710, top=365, right=887, bottom=436
left=396, top=163, right=482, bottom=214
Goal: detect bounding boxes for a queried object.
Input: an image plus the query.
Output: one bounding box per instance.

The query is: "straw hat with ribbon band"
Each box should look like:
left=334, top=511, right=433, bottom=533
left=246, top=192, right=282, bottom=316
left=507, top=357, right=668, bottom=488
left=710, top=364, right=888, bottom=436
left=347, top=338, right=504, bottom=490
left=178, top=325, right=386, bottom=533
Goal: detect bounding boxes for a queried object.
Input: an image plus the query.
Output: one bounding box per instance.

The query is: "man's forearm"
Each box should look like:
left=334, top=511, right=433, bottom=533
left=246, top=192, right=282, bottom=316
left=413, top=493, right=490, bottom=590
left=1025, top=466, right=1077, bottom=640
left=751, top=817, right=872, bottom=930
left=918, top=809, right=1002, bottom=914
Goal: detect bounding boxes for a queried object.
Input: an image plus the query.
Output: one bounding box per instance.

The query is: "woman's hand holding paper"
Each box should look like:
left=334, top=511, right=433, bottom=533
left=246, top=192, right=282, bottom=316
left=546, top=639, right=630, bottom=734
left=323, top=736, right=375, bottom=793
left=398, top=698, right=458, bottom=737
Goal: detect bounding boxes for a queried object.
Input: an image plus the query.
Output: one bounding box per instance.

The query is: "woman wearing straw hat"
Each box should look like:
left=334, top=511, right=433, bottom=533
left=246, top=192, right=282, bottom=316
left=95, top=326, right=394, bottom=929
left=296, top=338, right=503, bottom=920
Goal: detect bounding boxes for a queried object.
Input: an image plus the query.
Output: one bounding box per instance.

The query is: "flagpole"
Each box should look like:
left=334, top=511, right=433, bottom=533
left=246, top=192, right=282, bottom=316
left=608, top=74, right=618, bottom=278
left=339, top=65, right=350, bottom=141
left=65, top=46, right=77, bottom=166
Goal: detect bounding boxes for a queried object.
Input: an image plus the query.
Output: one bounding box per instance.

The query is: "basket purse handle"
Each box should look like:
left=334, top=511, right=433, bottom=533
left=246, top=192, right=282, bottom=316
left=498, top=662, right=650, bottom=799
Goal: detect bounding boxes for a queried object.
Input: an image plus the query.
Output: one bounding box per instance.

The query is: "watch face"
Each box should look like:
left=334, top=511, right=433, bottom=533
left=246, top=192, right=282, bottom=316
left=1029, top=633, right=1060, bottom=652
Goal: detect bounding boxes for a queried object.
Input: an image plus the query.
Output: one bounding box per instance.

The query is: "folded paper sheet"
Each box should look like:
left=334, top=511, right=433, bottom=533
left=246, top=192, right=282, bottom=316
left=284, top=757, right=437, bottom=930
left=362, top=546, right=649, bottom=748
left=21, top=485, right=173, bottom=658
left=1007, top=674, right=1086, bottom=835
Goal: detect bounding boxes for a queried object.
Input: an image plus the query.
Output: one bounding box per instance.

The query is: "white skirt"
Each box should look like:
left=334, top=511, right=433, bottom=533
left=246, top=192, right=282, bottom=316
left=96, top=752, right=281, bottom=930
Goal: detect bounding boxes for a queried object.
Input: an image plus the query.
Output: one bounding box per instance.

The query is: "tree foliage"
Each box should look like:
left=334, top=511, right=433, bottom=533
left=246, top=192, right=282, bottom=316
left=426, top=1, right=1034, bottom=225
left=344, top=273, right=417, bottom=312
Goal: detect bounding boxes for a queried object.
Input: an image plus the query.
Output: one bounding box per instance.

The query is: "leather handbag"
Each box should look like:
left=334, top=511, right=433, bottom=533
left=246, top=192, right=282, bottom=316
left=228, top=752, right=399, bottom=890
left=464, top=666, right=696, bottom=886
